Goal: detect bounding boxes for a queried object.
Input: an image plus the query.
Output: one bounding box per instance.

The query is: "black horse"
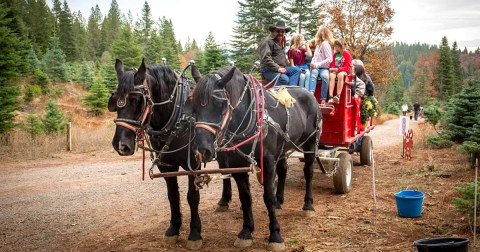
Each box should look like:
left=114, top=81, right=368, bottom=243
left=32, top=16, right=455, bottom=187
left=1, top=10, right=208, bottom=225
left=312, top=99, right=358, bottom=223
left=191, top=66, right=321, bottom=251
left=108, top=59, right=253, bottom=250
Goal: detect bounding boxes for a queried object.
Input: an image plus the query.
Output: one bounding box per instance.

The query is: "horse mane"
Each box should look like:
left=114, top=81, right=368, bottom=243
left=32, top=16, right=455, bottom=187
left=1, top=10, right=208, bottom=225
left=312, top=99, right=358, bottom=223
left=147, top=64, right=178, bottom=102
left=192, top=66, right=245, bottom=107
left=117, top=70, right=136, bottom=97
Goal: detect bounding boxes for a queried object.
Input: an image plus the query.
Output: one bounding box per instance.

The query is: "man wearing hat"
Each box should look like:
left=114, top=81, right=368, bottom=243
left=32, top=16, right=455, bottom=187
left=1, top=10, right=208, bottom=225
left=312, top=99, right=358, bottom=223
left=258, top=20, right=300, bottom=86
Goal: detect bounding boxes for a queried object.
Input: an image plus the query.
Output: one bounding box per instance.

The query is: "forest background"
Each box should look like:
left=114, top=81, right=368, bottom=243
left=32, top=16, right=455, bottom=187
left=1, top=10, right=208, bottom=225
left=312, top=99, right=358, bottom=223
left=1, top=0, right=480, bottom=156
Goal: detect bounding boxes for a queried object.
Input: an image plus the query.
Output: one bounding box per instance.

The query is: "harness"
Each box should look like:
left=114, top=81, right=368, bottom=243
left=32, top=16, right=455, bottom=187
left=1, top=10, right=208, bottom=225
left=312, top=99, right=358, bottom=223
left=112, top=64, right=196, bottom=180
left=194, top=74, right=319, bottom=184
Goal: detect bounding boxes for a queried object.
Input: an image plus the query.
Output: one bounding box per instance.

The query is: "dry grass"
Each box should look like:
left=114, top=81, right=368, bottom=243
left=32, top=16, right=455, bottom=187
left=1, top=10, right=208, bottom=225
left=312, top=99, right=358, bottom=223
left=1, top=82, right=118, bottom=161
left=413, top=120, right=437, bottom=149
left=374, top=113, right=398, bottom=125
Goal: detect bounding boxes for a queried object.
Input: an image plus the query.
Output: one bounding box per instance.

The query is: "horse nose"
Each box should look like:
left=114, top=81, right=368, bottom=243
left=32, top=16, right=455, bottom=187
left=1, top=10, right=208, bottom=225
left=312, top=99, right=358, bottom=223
left=198, top=145, right=213, bottom=162
left=118, top=141, right=133, bottom=156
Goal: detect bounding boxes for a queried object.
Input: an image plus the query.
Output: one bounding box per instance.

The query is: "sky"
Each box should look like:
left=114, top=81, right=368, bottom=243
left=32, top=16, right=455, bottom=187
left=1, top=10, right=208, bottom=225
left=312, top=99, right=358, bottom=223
left=65, top=0, right=480, bottom=51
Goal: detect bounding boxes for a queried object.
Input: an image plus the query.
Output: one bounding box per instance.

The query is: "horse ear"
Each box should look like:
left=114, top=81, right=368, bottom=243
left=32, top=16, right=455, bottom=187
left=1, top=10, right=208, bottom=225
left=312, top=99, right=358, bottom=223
left=191, top=64, right=202, bottom=83
left=137, top=58, right=147, bottom=81
left=108, top=93, right=117, bottom=112
left=217, top=67, right=236, bottom=89
left=115, top=59, right=124, bottom=80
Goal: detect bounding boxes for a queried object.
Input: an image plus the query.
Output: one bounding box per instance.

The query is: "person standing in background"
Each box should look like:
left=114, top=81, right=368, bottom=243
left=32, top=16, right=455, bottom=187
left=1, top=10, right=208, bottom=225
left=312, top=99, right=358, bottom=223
left=402, top=103, right=408, bottom=116
left=413, top=102, right=421, bottom=120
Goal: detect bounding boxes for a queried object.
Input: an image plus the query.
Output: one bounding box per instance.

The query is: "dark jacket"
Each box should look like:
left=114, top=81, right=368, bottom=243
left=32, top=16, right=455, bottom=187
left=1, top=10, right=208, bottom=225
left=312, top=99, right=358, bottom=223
left=365, top=72, right=375, bottom=96
left=258, top=36, right=287, bottom=72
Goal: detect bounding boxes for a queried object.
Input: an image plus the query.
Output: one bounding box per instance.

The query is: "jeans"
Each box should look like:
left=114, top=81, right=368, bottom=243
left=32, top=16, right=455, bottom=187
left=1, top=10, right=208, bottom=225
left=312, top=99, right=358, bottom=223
left=414, top=110, right=419, bottom=120
left=309, top=68, right=329, bottom=98
left=299, top=69, right=311, bottom=90
left=261, top=66, right=300, bottom=86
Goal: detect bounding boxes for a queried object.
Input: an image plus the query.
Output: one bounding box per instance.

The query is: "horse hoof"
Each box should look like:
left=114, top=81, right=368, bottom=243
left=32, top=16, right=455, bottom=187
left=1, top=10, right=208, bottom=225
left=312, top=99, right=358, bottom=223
left=266, top=242, right=286, bottom=251
left=215, top=204, right=229, bottom=212
left=234, top=238, right=253, bottom=248
left=302, top=210, right=315, bottom=217
left=163, top=235, right=178, bottom=245
left=186, top=239, right=203, bottom=250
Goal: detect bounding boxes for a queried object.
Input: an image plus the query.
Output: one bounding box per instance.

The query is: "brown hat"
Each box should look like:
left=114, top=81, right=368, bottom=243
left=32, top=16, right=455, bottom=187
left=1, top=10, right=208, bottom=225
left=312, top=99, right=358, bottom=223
left=268, top=20, right=291, bottom=32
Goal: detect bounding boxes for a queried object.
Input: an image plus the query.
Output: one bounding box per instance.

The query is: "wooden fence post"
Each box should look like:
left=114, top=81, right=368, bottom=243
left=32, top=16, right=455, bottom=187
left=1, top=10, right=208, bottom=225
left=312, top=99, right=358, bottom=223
left=67, top=122, right=72, bottom=151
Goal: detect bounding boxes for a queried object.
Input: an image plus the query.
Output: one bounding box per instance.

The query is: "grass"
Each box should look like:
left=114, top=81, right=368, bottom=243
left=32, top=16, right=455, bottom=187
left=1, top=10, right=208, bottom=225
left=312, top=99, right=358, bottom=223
left=374, top=113, right=398, bottom=125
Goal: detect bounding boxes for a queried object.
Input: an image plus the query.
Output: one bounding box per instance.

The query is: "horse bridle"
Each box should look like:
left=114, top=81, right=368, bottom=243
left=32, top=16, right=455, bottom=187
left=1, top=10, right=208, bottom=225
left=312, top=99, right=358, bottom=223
left=113, top=79, right=152, bottom=135
left=194, top=74, right=258, bottom=149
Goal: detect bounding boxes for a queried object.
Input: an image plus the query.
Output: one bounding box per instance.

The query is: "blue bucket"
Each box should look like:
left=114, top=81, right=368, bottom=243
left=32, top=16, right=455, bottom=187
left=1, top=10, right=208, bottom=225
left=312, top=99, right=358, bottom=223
left=394, top=190, right=425, bottom=218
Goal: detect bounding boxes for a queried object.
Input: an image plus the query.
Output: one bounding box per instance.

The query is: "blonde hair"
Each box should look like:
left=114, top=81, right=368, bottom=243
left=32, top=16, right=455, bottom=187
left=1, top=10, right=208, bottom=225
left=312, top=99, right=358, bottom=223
left=290, top=33, right=304, bottom=51
left=314, top=26, right=334, bottom=47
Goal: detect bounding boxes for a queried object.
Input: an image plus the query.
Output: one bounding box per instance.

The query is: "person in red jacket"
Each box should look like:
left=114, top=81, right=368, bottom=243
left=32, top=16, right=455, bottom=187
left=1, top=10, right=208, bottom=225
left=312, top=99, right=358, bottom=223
left=327, top=39, right=352, bottom=104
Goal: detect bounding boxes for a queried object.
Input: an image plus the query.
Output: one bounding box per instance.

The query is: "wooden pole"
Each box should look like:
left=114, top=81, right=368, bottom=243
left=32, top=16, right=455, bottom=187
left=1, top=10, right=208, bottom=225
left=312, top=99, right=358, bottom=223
left=67, top=122, right=72, bottom=151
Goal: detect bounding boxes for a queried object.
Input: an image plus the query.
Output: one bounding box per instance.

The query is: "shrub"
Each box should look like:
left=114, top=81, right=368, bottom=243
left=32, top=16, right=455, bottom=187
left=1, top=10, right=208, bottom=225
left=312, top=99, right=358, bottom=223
left=24, top=84, right=42, bottom=102
left=427, top=134, right=454, bottom=149
left=452, top=181, right=479, bottom=218
left=42, top=99, right=67, bottom=134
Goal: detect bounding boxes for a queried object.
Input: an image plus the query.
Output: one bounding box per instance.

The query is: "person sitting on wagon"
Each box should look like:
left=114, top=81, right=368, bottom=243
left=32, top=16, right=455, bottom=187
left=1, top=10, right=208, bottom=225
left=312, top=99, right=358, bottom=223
left=346, top=64, right=366, bottom=97
left=327, top=38, right=352, bottom=104
left=352, top=59, right=375, bottom=97
left=258, top=20, right=300, bottom=86
left=287, top=33, right=312, bottom=89
left=309, top=26, right=334, bottom=105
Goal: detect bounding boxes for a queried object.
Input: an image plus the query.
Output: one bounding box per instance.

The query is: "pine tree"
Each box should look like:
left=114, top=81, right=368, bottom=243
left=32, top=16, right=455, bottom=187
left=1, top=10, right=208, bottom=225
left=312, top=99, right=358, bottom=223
left=42, top=35, right=68, bottom=83
left=0, top=2, right=30, bottom=134
left=86, top=5, right=102, bottom=60
left=200, top=32, right=228, bottom=73
left=230, top=5, right=258, bottom=72
left=80, top=61, right=94, bottom=89
left=443, top=80, right=480, bottom=142
left=144, top=29, right=162, bottom=64
left=72, top=11, right=87, bottom=61
left=100, top=0, right=122, bottom=54
left=83, top=77, right=109, bottom=115
left=100, top=60, right=117, bottom=92
left=27, top=49, right=42, bottom=72
left=22, top=113, right=43, bottom=139
left=451, top=41, right=464, bottom=92
left=158, top=17, right=180, bottom=69
left=436, top=36, right=455, bottom=100
left=284, top=0, right=319, bottom=38
left=42, top=99, right=67, bottom=134
left=58, top=0, right=77, bottom=62
left=111, top=22, right=142, bottom=69
left=23, top=0, right=55, bottom=54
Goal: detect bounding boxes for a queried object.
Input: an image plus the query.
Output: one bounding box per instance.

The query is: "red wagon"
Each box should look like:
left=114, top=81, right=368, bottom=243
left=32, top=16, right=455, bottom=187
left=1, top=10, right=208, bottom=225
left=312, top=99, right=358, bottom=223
left=258, top=68, right=375, bottom=194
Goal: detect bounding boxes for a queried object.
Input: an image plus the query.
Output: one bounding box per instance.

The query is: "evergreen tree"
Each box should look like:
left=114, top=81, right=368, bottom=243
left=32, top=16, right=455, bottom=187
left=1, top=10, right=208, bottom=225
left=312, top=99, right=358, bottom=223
left=381, top=75, right=407, bottom=114
left=86, top=5, right=102, bottom=60
left=23, top=0, right=55, bottom=54
left=100, top=0, right=122, bottom=54
left=436, top=36, right=455, bottom=100
left=42, top=99, right=67, bottom=134
left=230, top=5, right=258, bottom=72
left=22, top=113, right=43, bottom=139
left=83, top=76, right=109, bottom=115
left=100, top=60, right=117, bottom=92
left=72, top=11, right=87, bottom=61
left=451, top=41, right=464, bottom=91
left=0, top=2, right=30, bottom=134
left=443, top=80, right=480, bottom=142
left=51, top=0, right=62, bottom=30
left=200, top=32, right=228, bottom=73
left=80, top=61, right=94, bottom=89
left=144, top=29, right=163, bottom=64
left=111, top=22, right=142, bottom=69
left=27, top=49, right=42, bottom=72
left=58, top=0, right=77, bottom=62
left=284, top=0, right=319, bottom=38
left=158, top=17, right=180, bottom=69
left=409, top=70, right=428, bottom=105
left=139, top=1, right=153, bottom=40
left=42, top=35, right=68, bottom=82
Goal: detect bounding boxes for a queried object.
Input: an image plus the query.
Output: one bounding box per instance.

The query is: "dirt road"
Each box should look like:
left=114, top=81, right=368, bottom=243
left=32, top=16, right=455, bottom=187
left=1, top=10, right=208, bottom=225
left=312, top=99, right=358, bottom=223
left=1, top=118, right=475, bottom=251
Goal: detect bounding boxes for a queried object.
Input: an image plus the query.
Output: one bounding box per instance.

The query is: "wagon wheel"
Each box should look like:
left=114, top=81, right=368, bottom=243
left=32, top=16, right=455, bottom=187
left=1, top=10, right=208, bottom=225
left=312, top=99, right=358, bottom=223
left=360, top=135, right=373, bottom=166
left=333, top=153, right=352, bottom=194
